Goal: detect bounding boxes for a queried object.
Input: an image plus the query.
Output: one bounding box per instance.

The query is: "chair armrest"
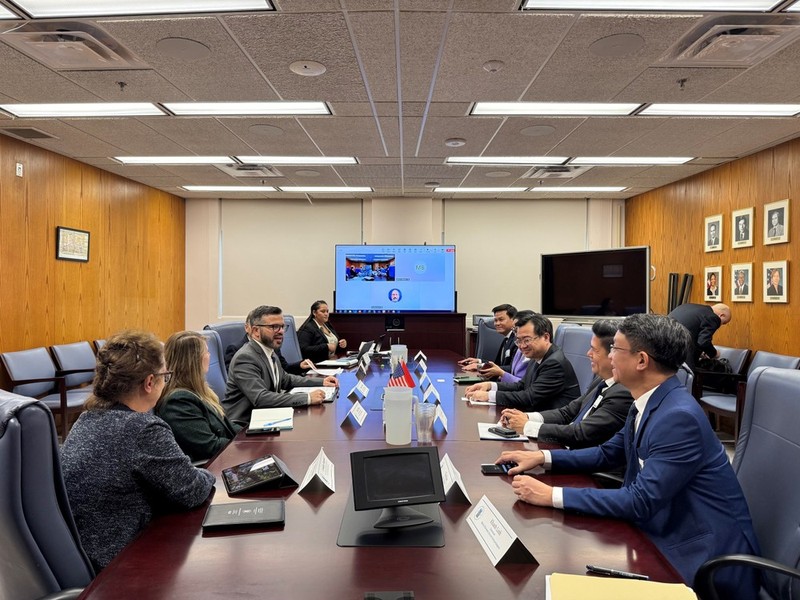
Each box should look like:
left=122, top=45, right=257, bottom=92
left=694, top=553, right=800, bottom=600
left=38, top=588, right=85, bottom=600
left=734, top=380, right=747, bottom=438
left=8, top=375, right=68, bottom=409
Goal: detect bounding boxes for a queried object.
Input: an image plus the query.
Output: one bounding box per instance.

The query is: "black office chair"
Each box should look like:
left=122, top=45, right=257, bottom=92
left=474, top=318, right=503, bottom=363
left=0, top=392, right=94, bottom=600
left=694, top=367, right=800, bottom=600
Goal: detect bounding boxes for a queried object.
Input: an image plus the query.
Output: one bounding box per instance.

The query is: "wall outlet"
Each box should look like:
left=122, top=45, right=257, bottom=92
left=15, top=162, right=23, bottom=177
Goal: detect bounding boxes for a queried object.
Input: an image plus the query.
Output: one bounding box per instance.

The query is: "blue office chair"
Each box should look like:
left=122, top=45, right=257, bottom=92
left=694, top=367, right=800, bottom=600
left=203, top=321, right=247, bottom=367
left=93, top=340, right=106, bottom=352
left=0, top=393, right=95, bottom=599
left=558, top=326, right=594, bottom=394
left=475, top=318, right=503, bottom=363
left=700, top=350, right=800, bottom=441
left=1, top=348, right=91, bottom=441
left=281, top=315, right=303, bottom=365
left=50, top=342, right=96, bottom=389
left=676, top=362, right=694, bottom=392
left=198, top=330, right=227, bottom=403
left=552, top=322, right=580, bottom=348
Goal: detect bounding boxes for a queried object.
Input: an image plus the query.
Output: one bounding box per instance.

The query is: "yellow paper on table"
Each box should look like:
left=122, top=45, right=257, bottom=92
left=548, top=573, right=698, bottom=600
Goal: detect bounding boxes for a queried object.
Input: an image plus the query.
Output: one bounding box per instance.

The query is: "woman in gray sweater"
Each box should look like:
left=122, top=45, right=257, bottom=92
left=61, top=330, right=215, bottom=572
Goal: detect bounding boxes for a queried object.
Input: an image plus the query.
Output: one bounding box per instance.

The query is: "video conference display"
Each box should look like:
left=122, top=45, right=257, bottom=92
left=334, top=244, right=456, bottom=313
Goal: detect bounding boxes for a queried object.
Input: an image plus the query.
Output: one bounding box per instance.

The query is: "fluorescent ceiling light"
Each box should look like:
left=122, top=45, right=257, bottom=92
left=531, top=186, right=627, bottom=192
left=236, top=156, right=357, bottom=165
left=786, top=1, right=800, bottom=10
left=571, top=156, right=693, bottom=165
left=279, top=186, right=372, bottom=193
left=433, top=187, right=528, bottom=193
left=445, top=156, right=568, bottom=165
left=182, top=185, right=276, bottom=192
left=471, top=102, right=640, bottom=116
left=0, top=5, right=19, bottom=18
left=115, top=156, right=231, bottom=165
left=640, top=103, right=800, bottom=117
left=163, top=101, right=330, bottom=116
left=0, top=103, right=164, bottom=118
left=520, top=0, right=780, bottom=10
left=12, top=0, right=272, bottom=18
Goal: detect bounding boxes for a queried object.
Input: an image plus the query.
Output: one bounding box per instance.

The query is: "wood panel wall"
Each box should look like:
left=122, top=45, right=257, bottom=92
left=0, top=133, right=185, bottom=388
left=626, top=137, right=798, bottom=356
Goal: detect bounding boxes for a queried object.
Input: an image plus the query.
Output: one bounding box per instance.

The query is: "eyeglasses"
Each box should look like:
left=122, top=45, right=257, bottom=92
left=514, top=335, right=540, bottom=347
left=253, top=323, right=286, bottom=332
left=155, top=371, right=173, bottom=383
left=609, top=344, right=638, bottom=354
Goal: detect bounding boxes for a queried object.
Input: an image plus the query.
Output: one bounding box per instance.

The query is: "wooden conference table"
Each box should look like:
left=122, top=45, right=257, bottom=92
left=79, top=352, right=680, bottom=600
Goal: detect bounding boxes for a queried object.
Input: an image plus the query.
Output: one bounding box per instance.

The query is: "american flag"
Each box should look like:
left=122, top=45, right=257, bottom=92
left=387, top=360, right=415, bottom=387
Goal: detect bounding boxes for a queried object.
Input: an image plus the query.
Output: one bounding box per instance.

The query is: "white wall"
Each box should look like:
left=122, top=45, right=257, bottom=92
left=185, top=196, right=625, bottom=329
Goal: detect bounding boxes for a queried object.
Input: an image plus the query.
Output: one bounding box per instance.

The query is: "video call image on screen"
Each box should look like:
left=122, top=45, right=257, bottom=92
left=335, top=245, right=456, bottom=313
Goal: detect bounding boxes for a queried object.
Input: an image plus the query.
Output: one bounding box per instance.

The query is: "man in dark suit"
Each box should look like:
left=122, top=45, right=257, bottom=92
left=498, top=319, right=633, bottom=448
left=222, top=305, right=338, bottom=422
left=734, top=269, right=749, bottom=295
left=464, top=313, right=580, bottom=411
left=459, top=303, right=518, bottom=373
left=736, top=216, right=749, bottom=242
left=667, top=302, right=730, bottom=368
left=707, top=222, right=719, bottom=246
left=495, top=314, right=759, bottom=599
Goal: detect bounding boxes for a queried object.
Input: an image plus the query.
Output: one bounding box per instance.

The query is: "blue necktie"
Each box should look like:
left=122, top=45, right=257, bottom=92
left=623, top=405, right=640, bottom=486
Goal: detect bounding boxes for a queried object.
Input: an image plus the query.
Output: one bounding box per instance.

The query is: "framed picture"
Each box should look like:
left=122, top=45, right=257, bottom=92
left=763, top=260, right=788, bottom=303
left=764, top=199, right=789, bottom=245
left=56, top=226, right=90, bottom=262
left=731, top=207, right=753, bottom=248
left=705, top=214, right=722, bottom=252
left=704, top=266, right=722, bottom=302
left=731, top=263, right=752, bottom=302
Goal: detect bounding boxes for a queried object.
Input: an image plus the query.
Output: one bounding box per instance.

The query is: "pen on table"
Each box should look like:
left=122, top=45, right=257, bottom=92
left=262, top=417, right=291, bottom=428
left=586, top=565, right=649, bottom=581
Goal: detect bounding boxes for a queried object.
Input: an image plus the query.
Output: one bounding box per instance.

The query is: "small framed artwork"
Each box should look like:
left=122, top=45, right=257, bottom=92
left=731, top=263, right=752, bottom=302
left=705, top=214, right=722, bottom=252
left=764, top=199, right=789, bottom=245
left=763, top=260, right=788, bottom=303
left=732, top=207, right=753, bottom=248
left=56, top=226, right=90, bottom=262
left=704, top=266, right=722, bottom=302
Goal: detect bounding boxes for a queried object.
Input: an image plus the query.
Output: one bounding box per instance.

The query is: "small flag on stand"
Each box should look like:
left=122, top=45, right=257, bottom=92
left=387, top=360, right=415, bottom=387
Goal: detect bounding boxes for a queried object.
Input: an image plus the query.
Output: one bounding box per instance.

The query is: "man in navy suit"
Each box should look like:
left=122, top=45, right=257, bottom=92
left=495, top=313, right=759, bottom=598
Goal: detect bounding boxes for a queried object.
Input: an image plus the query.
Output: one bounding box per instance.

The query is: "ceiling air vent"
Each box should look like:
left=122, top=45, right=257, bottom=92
left=0, top=127, right=57, bottom=140
left=524, top=165, right=592, bottom=179
left=657, top=14, right=800, bottom=68
left=215, top=163, right=285, bottom=179
left=1, top=20, right=149, bottom=70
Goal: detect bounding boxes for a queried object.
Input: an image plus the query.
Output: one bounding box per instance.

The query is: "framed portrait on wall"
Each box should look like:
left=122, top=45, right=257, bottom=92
left=731, top=263, right=752, bottom=302
left=731, top=208, right=753, bottom=248
left=704, top=266, right=722, bottom=302
left=763, top=260, right=788, bottom=303
left=764, top=199, right=789, bottom=245
left=705, top=214, right=722, bottom=252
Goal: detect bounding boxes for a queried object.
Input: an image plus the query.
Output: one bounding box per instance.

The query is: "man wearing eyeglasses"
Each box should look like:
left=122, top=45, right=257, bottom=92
left=223, top=305, right=338, bottom=422
left=494, top=313, right=758, bottom=599
left=464, top=313, right=580, bottom=411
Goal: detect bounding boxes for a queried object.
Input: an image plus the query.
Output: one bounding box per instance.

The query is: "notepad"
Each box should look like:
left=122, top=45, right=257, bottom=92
left=546, top=573, right=697, bottom=600
left=248, top=407, right=294, bottom=432
left=291, top=386, right=338, bottom=402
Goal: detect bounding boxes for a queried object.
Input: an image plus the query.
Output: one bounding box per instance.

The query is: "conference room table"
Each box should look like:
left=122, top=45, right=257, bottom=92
left=79, top=351, right=681, bottom=599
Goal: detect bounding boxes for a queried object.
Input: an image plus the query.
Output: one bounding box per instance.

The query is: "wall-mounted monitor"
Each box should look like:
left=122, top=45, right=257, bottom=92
left=334, top=244, right=456, bottom=313
left=350, top=446, right=446, bottom=529
left=541, top=246, right=650, bottom=317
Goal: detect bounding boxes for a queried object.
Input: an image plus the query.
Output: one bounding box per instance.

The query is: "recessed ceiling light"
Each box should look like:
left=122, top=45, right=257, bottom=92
left=424, top=182, right=440, bottom=188
left=570, top=156, right=693, bottom=165
left=289, top=60, right=327, bottom=76
left=182, top=185, right=276, bottom=192
left=640, top=103, right=800, bottom=117
left=279, top=186, right=372, bottom=193
left=446, top=156, right=568, bottom=165
left=114, top=156, right=231, bottom=165
left=156, top=37, right=211, bottom=60
left=163, top=101, right=330, bottom=116
left=12, top=0, right=273, bottom=18
left=519, top=125, right=556, bottom=137
left=433, top=187, right=528, bottom=193
left=445, top=138, right=467, bottom=147
left=520, top=0, right=780, bottom=10
left=0, top=103, right=165, bottom=118
left=235, top=156, right=357, bottom=165
left=471, top=102, right=641, bottom=116
left=531, top=186, right=627, bottom=192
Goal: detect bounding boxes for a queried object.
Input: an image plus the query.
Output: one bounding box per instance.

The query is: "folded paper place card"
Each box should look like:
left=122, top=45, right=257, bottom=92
left=440, top=453, right=470, bottom=504
left=467, top=495, right=536, bottom=567
left=298, top=447, right=335, bottom=493
left=342, top=399, right=368, bottom=427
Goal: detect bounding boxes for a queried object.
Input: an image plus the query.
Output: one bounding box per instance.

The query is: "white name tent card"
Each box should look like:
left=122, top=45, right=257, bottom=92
left=434, top=403, right=448, bottom=432
left=423, top=384, right=440, bottom=404
left=467, top=496, right=537, bottom=567
left=298, top=447, right=336, bottom=493
left=413, top=350, right=427, bottom=362
left=347, top=380, right=369, bottom=402
left=341, top=399, right=368, bottom=427
left=439, top=453, right=470, bottom=504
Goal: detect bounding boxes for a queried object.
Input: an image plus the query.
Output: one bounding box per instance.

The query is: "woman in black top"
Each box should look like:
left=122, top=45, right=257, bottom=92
left=297, top=300, right=347, bottom=363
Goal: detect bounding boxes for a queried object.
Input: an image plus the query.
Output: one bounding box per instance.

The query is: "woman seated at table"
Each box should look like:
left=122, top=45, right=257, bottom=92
left=156, top=331, right=240, bottom=462
left=61, top=330, right=215, bottom=572
left=298, top=300, right=347, bottom=363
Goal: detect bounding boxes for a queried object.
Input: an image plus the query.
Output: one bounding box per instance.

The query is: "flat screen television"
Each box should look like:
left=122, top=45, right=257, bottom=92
left=541, top=246, right=650, bottom=317
left=334, top=244, right=456, bottom=313
left=350, top=446, right=446, bottom=529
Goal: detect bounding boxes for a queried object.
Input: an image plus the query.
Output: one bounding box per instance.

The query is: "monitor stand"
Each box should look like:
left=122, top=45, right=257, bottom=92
left=373, top=506, right=433, bottom=529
